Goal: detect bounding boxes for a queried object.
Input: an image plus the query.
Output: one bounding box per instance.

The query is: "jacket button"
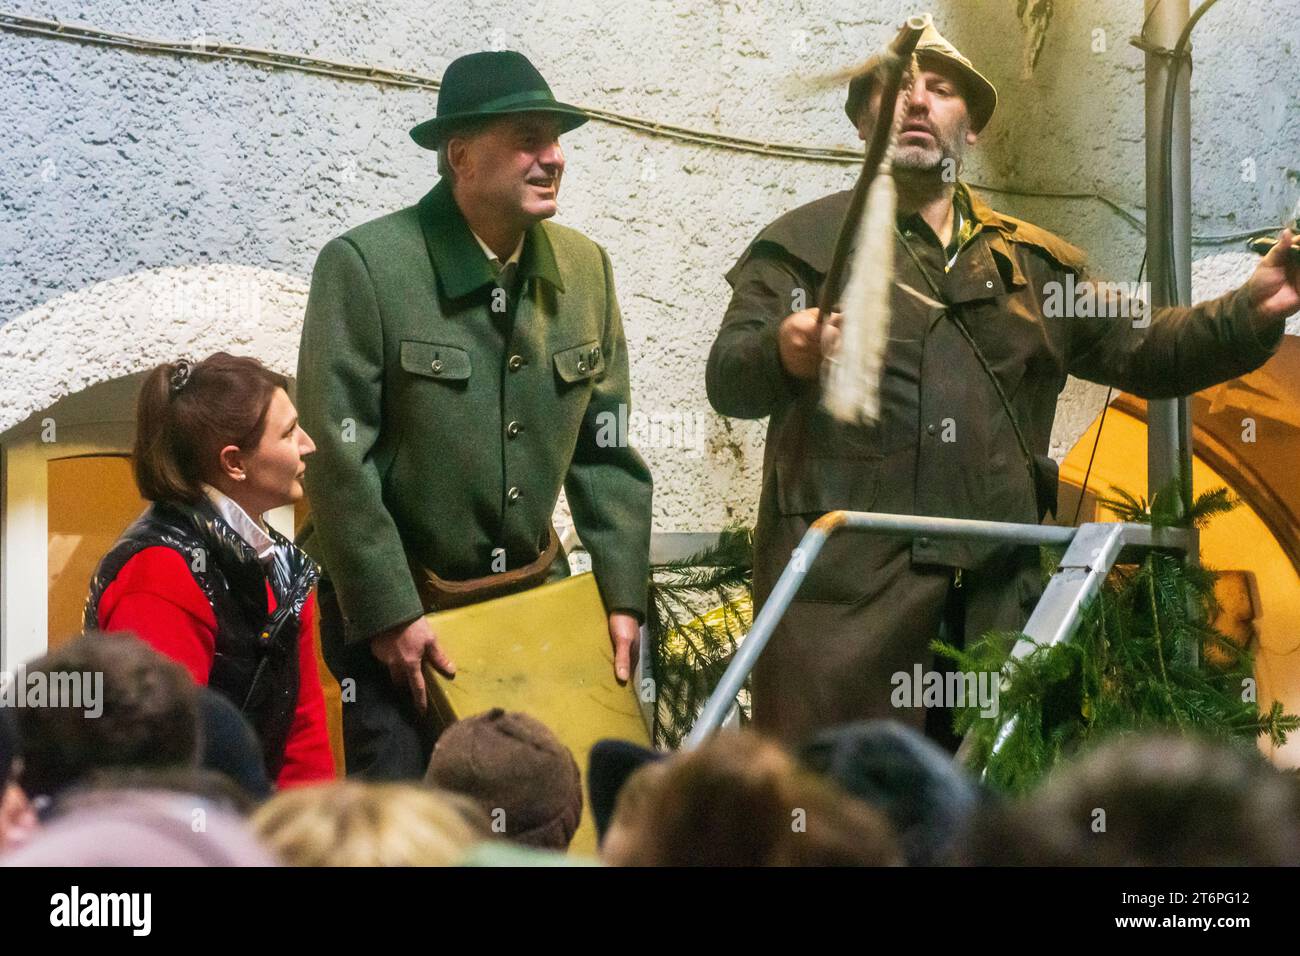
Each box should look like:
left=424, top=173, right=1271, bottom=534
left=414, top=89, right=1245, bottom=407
left=986, top=280, right=995, bottom=289
left=506, top=421, right=521, bottom=438
left=918, top=537, right=930, bottom=548
left=577, top=361, right=588, bottom=373
left=926, top=423, right=937, bottom=435
left=507, top=486, right=521, bottom=502
left=430, top=359, right=443, bottom=374
left=589, top=346, right=600, bottom=364
left=508, top=354, right=524, bottom=372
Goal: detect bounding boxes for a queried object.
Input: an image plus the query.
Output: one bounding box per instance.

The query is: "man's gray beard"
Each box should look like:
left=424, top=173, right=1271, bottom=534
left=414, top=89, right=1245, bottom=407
left=893, top=141, right=964, bottom=174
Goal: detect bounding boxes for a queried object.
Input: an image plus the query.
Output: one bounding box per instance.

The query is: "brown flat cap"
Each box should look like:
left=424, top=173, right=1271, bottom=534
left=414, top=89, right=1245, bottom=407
left=425, top=708, right=582, bottom=850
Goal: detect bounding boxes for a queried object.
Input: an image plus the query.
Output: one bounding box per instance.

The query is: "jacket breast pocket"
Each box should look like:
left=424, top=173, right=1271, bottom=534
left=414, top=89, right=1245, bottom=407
left=776, top=457, right=885, bottom=604
left=553, top=340, right=604, bottom=385
left=400, top=341, right=472, bottom=383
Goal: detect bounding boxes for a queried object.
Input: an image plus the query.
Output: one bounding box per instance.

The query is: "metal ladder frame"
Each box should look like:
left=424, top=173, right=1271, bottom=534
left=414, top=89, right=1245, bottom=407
left=682, top=511, right=1194, bottom=761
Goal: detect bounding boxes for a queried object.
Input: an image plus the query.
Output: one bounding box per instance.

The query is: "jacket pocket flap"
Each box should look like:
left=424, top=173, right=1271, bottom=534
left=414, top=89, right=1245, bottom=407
left=776, top=457, right=880, bottom=515
left=553, top=340, right=604, bottom=383
left=400, top=341, right=472, bottom=381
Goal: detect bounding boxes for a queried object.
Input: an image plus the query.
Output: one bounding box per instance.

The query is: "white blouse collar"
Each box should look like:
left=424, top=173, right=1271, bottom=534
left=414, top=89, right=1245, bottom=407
left=202, top=484, right=276, bottom=562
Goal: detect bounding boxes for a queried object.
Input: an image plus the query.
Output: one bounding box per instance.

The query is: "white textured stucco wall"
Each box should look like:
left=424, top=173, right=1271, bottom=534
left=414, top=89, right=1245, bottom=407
left=2, top=0, right=1298, bottom=533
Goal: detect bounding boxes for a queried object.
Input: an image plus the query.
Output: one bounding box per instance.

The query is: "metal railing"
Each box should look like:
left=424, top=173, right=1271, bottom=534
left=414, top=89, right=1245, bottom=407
left=683, top=510, right=1194, bottom=763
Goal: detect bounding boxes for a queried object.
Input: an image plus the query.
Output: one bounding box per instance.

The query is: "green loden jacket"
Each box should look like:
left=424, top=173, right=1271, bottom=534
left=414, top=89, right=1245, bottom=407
left=297, top=179, right=653, bottom=644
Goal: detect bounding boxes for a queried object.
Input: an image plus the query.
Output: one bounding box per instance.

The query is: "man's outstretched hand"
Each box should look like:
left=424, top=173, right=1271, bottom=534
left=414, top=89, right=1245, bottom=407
left=1247, top=229, right=1300, bottom=325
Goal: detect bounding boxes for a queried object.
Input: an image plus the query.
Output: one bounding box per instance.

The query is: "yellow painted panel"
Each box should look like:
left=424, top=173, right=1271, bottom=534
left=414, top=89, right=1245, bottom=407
left=47, top=455, right=145, bottom=649
left=422, top=572, right=650, bottom=856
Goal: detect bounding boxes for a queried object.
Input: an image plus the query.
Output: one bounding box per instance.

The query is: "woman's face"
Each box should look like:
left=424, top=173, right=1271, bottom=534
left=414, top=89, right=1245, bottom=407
left=219, top=387, right=316, bottom=515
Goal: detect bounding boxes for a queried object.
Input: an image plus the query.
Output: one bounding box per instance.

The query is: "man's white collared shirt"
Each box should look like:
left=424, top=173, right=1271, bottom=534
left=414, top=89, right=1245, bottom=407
left=469, top=229, right=524, bottom=273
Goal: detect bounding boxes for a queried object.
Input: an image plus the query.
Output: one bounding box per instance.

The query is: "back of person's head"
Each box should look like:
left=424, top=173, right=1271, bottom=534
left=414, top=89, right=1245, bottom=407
left=587, top=738, right=665, bottom=845
left=15, top=633, right=199, bottom=801
left=604, top=731, right=902, bottom=866
left=0, top=707, right=16, bottom=793
left=134, top=352, right=288, bottom=504
left=425, top=708, right=582, bottom=850
left=800, top=720, right=980, bottom=865
left=957, top=732, right=1300, bottom=866
left=252, top=780, right=490, bottom=866
left=59, top=766, right=260, bottom=818
left=598, top=758, right=669, bottom=864
left=0, top=707, right=36, bottom=854
left=0, top=787, right=274, bottom=866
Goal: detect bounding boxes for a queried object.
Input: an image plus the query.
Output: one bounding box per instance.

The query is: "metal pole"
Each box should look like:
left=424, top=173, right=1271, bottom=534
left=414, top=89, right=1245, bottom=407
left=1144, top=0, right=1194, bottom=516
left=683, top=514, right=1191, bottom=750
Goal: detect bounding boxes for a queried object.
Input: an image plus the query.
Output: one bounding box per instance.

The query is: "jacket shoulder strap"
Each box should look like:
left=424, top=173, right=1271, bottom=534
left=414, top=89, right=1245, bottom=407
left=994, top=216, right=1089, bottom=276
left=725, top=189, right=855, bottom=287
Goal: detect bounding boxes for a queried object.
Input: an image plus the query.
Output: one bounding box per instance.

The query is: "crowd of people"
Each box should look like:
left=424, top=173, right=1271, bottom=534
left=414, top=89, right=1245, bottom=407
left=2, top=630, right=1298, bottom=866
left=0, top=339, right=1291, bottom=868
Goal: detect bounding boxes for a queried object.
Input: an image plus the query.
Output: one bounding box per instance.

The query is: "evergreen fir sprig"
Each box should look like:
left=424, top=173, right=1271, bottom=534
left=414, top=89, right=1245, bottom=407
left=646, top=526, right=754, bottom=747
left=1097, top=482, right=1236, bottom=529
left=944, top=484, right=1299, bottom=792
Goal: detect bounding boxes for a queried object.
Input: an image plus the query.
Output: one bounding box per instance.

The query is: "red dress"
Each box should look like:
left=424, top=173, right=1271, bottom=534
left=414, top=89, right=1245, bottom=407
left=95, top=545, right=336, bottom=787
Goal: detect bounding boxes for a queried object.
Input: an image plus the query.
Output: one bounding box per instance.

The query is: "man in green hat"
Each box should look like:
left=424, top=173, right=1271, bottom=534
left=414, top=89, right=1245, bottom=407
left=707, top=21, right=1299, bottom=748
left=297, top=50, right=653, bottom=778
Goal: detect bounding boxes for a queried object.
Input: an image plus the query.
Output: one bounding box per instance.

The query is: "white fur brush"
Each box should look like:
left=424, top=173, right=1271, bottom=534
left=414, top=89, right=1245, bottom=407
left=821, top=155, right=898, bottom=425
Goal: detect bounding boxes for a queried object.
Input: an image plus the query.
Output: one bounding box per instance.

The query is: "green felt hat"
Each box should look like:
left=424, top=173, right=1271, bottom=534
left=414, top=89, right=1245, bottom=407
left=411, top=51, right=589, bottom=149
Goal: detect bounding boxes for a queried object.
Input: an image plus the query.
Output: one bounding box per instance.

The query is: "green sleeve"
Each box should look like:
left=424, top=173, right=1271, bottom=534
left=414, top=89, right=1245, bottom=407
left=563, top=246, right=654, bottom=620
left=297, top=237, right=424, bottom=643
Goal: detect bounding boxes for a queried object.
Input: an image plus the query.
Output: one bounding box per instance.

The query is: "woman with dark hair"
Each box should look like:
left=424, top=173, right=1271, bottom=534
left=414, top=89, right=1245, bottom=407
left=85, top=352, right=334, bottom=788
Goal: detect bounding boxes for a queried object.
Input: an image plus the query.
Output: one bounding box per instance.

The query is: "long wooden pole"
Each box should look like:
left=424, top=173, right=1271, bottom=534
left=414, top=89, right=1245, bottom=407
left=815, top=16, right=928, bottom=324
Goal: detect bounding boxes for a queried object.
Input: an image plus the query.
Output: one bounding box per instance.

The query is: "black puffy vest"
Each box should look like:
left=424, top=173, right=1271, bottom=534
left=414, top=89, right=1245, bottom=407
left=85, top=498, right=319, bottom=780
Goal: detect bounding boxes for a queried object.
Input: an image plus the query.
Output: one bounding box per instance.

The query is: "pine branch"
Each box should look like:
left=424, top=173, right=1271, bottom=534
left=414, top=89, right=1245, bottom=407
left=951, top=485, right=1298, bottom=789
left=647, top=524, right=755, bottom=747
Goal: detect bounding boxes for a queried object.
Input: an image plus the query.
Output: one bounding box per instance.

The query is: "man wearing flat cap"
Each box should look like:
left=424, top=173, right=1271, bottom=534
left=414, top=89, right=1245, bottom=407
left=708, top=21, right=1300, bottom=748
left=298, top=51, right=653, bottom=778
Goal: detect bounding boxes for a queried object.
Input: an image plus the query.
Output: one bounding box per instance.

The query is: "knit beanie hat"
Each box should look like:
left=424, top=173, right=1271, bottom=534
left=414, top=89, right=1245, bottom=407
left=0, top=788, right=277, bottom=866
left=799, top=719, right=980, bottom=865
left=425, top=709, right=582, bottom=850
left=196, top=688, right=272, bottom=801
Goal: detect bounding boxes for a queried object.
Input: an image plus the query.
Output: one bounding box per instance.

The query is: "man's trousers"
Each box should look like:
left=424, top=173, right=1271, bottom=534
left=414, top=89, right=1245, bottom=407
left=750, top=521, right=1044, bottom=751
left=316, top=579, right=437, bottom=780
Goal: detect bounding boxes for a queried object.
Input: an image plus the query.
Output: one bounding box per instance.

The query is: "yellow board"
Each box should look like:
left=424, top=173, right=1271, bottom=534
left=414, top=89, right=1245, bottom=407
left=422, top=572, right=651, bottom=856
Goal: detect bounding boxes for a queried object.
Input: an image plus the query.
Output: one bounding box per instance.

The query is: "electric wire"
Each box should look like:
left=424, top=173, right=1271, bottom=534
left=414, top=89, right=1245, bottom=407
left=1070, top=252, right=1146, bottom=526
left=0, top=10, right=1284, bottom=248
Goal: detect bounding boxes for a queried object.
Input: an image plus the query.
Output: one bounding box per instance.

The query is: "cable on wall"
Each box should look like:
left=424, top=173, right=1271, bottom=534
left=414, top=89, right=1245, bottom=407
left=0, top=11, right=1285, bottom=246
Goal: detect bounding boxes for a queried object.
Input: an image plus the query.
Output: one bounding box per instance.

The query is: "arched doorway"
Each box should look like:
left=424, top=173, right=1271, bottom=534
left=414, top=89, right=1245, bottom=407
left=0, top=264, right=308, bottom=669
